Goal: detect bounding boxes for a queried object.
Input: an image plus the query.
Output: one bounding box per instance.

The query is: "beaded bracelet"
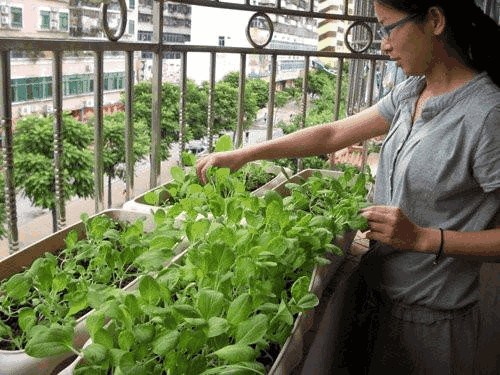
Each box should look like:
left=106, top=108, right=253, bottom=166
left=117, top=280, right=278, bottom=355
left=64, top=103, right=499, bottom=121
left=433, top=228, right=445, bottom=265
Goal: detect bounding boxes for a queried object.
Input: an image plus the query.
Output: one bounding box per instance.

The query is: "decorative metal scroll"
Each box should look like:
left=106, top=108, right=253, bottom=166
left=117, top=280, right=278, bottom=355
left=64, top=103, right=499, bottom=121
left=344, top=21, right=374, bottom=53
left=102, top=0, right=128, bottom=42
left=246, top=12, right=274, bottom=49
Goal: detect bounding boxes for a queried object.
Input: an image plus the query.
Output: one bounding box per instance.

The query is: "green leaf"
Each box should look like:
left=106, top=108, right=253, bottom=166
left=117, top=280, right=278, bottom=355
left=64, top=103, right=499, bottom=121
left=67, top=290, right=88, bottom=317
left=133, top=323, right=155, bottom=343
left=86, top=311, right=105, bottom=337
left=271, top=299, right=294, bottom=326
left=18, top=307, right=36, bottom=332
left=212, top=344, right=256, bottom=364
left=186, top=219, right=210, bottom=242
left=170, top=166, right=185, bottom=183
left=118, top=329, right=135, bottom=351
left=82, top=342, right=108, bottom=364
left=64, top=229, right=79, bottom=249
left=235, top=314, right=268, bottom=346
left=227, top=293, right=252, bottom=325
left=197, top=289, right=224, bottom=320
left=152, top=330, right=180, bottom=356
left=291, top=275, right=310, bottom=302
left=296, top=293, right=319, bottom=310
left=139, top=275, right=161, bottom=305
left=214, top=134, right=233, bottom=152
left=207, top=317, right=229, bottom=338
left=4, top=273, right=31, bottom=301
left=174, top=304, right=201, bottom=318
left=93, top=327, right=114, bottom=349
left=25, top=324, right=73, bottom=358
left=200, top=362, right=266, bottom=375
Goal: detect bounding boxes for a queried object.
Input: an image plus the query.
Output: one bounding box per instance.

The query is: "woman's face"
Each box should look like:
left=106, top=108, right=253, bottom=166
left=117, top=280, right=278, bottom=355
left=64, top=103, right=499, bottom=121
left=374, top=1, right=433, bottom=76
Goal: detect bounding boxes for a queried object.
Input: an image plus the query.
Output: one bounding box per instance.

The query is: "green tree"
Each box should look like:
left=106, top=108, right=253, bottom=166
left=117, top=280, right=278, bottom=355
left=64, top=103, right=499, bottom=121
left=13, top=114, right=94, bottom=232
left=211, top=72, right=259, bottom=138
left=89, top=111, right=150, bottom=208
left=184, top=79, right=208, bottom=141
left=246, top=77, right=269, bottom=108
left=130, top=81, right=176, bottom=160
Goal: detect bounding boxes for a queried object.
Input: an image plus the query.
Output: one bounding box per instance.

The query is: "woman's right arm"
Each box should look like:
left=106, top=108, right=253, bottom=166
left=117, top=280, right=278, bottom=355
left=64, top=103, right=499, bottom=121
left=196, top=104, right=390, bottom=183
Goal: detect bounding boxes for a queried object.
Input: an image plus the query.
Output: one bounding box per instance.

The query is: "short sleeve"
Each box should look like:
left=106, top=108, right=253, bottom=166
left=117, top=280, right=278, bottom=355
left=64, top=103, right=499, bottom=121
left=377, top=76, right=415, bottom=125
left=473, top=105, right=500, bottom=193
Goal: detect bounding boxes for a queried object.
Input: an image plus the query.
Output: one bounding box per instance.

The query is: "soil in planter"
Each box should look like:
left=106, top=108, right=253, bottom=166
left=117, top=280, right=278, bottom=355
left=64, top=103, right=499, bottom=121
left=258, top=341, right=283, bottom=372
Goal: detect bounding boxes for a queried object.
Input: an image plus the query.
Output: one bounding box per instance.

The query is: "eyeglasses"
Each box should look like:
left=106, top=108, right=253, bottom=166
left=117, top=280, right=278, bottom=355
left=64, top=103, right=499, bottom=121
left=377, top=13, right=419, bottom=39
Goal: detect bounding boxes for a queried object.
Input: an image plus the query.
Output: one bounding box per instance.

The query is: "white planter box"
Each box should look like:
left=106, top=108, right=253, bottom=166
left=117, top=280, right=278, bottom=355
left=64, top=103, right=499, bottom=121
left=123, top=163, right=292, bottom=213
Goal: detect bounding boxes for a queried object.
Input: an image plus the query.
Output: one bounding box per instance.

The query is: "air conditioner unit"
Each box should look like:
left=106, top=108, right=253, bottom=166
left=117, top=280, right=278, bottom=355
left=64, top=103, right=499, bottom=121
left=1, top=15, right=8, bottom=25
left=0, top=5, right=9, bottom=15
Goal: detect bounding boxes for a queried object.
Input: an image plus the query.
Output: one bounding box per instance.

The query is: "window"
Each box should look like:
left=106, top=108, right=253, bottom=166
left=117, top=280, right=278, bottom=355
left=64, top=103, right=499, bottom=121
left=40, top=10, right=50, bottom=29
left=138, top=31, right=152, bottom=41
left=104, top=72, right=125, bottom=91
left=11, top=77, right=52, bottom=102
left=129, top=0, right=135, bottom=9
left=218, top=36, right=225, bottom=47
left=59, top=13, right=68, bottom=31
left=63, top=74, right=93, bottom=96
left=11, top=73, right=125, bottom=103
left=128, top=20, right=134, bottom=34
left=11, top=7, right=22, bottom=28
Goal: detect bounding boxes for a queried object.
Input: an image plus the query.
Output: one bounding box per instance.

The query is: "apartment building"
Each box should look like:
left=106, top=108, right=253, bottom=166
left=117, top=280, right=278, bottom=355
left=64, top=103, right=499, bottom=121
left=187, top=0, right=318, bottom=88
left=0, top=0, right=191, bottom=121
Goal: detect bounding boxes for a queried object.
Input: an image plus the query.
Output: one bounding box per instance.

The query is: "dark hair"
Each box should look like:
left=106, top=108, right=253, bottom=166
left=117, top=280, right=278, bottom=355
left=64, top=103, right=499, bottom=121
left=375, top=0, right=500, bottom=87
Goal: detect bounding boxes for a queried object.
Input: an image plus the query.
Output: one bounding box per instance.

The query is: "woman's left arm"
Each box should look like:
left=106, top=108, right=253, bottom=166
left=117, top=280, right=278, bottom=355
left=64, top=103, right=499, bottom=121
left=360, top=204, right=500, bottom=261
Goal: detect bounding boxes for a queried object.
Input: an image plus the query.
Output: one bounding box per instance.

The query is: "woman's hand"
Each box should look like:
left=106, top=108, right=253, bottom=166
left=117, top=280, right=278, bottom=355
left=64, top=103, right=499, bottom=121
left=195, top=150, right=247, bottom=184
left=360, top=205, right=426, bottom=251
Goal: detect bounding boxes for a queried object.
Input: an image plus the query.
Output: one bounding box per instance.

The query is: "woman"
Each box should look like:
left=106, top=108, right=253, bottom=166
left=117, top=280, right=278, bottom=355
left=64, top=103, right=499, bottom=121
left=196, top=0, right=500, bottom=373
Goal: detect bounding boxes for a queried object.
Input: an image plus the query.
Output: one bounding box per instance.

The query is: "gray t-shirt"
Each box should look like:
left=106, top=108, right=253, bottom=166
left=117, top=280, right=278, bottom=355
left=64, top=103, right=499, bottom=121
left=368, top=72, right=500, bottom=310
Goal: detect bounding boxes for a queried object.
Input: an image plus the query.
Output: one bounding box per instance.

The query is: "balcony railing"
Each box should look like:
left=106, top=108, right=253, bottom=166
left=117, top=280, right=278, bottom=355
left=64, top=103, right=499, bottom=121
left=1, top=0, right=393, bottom=254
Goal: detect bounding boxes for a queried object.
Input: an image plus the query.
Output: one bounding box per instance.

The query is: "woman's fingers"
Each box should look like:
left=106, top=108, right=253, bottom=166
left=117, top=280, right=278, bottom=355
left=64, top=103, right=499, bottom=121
left=359, top=205, right=421, bottom=249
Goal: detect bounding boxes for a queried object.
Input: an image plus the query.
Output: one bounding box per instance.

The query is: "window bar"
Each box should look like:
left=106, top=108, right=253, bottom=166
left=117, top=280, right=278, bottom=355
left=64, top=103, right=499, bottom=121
left=343, top=0, right=349, bottom=15
left=266, top=54, right=277, bottom=141
left=309, top=0, right=314, bottom=13
left=298, top=55, right=310, bottom=171
left=150, top=0, right=164, bottom=188
left=360, top=58, right=376, bottom=171
left=178, top=51, right=187, bottom=163
left=93, top=51, right=105, bottom=213
left=52, top=50, right=65, bottom=229
left=377, top=60, right=387, bottom=101
left=0, top=51, right=19, bottom=253
left=124, top=50, right=134, bottom=200
left=334, top=57, right=344, bottom=121
left=207, top=52, right=216, bottom=152
left=235, top=53, right=246, bottom=148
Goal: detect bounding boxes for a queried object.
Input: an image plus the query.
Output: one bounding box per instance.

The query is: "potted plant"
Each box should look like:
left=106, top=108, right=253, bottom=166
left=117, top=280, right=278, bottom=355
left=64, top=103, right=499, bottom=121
left=51, top=167, right=370, bottom=374
left=0, top=209, right=186, bottom=375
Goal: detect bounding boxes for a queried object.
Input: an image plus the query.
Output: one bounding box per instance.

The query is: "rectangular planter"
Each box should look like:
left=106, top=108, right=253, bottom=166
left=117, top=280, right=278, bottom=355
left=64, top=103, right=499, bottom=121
left=55, top=168, right=368, bottom=374
left=0, top=209, right=159, bottom=375
left=268, top=168, right=367, bottom=374
left=122, top=162, right=292, bottom=213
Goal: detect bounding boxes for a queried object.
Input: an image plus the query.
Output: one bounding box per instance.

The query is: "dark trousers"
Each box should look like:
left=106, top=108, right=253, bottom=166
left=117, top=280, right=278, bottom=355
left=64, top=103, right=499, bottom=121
left=335, top=260, right=480, bottom=375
